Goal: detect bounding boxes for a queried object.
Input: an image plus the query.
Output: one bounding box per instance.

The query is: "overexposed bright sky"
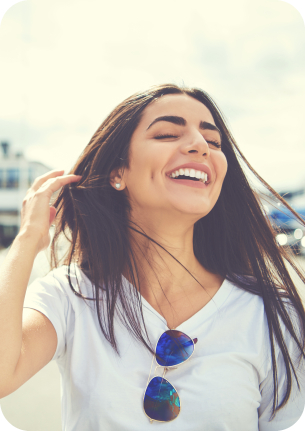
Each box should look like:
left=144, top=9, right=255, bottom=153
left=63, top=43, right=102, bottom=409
left=0, top=0, right=305, bottom=192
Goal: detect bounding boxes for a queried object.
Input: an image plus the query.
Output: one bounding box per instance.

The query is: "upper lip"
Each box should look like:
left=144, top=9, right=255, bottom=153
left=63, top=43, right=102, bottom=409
left=166, top=162, right=212, bottom=183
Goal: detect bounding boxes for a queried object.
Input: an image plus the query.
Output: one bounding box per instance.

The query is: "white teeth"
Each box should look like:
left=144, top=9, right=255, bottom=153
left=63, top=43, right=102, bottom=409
left=169, top=168, right=209, bottom=183
left=201, top=172, right=207, bottom=182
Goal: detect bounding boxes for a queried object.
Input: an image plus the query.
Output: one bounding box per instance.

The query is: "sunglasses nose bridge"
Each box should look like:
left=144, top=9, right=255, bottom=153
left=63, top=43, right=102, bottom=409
left=155, top=365, right=178, bottom=378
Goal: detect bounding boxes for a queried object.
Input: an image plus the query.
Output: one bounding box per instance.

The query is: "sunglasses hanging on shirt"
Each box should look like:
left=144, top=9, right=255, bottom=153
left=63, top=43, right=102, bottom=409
left=143, top=329, right=198, bottom=423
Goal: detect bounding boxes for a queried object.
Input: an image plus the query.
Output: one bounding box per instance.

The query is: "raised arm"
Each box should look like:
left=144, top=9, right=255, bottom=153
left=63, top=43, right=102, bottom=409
left=0, top=170, right=81, bottom=398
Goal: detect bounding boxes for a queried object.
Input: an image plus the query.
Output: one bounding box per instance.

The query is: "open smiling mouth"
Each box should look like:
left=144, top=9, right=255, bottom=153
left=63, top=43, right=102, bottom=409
left=168, top=174, right=209, bottom=185
left=167, top=175, right=210, bottom=188
left=168, top=169, right=209, bottom=184
left=174, top=175, right=200, bottom=182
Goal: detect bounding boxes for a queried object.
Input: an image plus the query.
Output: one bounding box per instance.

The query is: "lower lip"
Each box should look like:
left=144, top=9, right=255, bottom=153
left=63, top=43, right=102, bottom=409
left=167, top=177, right=209, bottom=189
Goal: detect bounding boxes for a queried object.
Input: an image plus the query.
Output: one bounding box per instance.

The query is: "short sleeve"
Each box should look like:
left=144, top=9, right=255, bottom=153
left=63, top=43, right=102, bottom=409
left=23, top=269, right=70, bottom=361
left=258, top=303, right=305, bottom=430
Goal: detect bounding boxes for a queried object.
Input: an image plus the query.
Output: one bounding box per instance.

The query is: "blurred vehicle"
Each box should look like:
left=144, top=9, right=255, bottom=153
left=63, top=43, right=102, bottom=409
left=267, top=195, right=305, bottom=256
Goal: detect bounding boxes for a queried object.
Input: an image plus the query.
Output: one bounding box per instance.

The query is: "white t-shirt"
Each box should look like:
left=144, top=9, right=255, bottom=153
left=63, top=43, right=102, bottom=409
left=23, top=264, right=305, bottom=431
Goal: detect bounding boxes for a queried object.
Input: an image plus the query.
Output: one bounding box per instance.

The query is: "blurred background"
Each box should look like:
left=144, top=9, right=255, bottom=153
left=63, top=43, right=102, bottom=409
left=0, top=0, right=305, bottom=430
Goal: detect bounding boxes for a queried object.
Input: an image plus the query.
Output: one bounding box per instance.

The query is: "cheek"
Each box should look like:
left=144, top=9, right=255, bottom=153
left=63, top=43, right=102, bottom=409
left=124, top=157, right=155, bottom=193
left=216, top=153, right=228, bottom=180
left=128, top=146, right=169, bottom=184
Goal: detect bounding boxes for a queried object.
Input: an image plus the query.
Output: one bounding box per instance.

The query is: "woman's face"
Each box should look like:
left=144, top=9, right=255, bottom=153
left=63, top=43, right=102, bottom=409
left=117, top=94, right=228, bottom=220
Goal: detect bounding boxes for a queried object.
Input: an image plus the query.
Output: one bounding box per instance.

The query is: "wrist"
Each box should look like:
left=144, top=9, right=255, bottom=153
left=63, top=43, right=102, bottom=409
left=15, top=228, right=43, bottom=251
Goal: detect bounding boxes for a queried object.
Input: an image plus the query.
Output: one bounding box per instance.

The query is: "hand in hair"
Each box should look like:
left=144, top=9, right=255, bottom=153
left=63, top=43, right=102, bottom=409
left=19, top=170, right=82, bottom=254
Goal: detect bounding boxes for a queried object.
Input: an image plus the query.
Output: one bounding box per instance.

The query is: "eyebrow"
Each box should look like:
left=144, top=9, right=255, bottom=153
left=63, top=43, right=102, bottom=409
left=146, top=115, right=222, bottom=137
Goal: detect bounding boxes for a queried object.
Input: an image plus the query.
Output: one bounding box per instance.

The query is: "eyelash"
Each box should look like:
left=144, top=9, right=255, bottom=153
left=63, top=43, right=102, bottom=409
left=154, top=134, right=222, bottom=148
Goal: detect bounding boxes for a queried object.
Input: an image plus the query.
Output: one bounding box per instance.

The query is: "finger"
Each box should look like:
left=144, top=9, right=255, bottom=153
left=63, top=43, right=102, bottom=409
left=31, top=169, right=66, bottom=192
left=37, top=174, right=82, bottom=197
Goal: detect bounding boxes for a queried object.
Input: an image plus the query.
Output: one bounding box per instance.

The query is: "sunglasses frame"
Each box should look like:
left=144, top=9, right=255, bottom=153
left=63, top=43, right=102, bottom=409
left=143, top=329, right=198, bottom=424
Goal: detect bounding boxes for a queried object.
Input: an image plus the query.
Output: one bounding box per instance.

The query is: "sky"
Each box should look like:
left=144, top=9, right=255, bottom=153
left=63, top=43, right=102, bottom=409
left=0, top=0, right=305, bottom=196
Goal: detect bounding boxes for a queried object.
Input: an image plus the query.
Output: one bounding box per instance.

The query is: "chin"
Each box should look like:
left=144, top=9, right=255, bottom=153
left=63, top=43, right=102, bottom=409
left=172, top=203, right=212, bottom=218
left=170, top=195, right=219, bottom=219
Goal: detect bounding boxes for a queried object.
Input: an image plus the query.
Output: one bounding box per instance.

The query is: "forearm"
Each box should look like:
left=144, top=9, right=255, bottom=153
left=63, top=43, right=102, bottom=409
left=0, top=230, right=40, bottom=383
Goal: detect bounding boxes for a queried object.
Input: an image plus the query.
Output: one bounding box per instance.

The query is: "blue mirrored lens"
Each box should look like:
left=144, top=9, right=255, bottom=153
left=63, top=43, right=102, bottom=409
left=144, top=376, right=180, bottom=422
left=156, top=330, right=194, bottom=366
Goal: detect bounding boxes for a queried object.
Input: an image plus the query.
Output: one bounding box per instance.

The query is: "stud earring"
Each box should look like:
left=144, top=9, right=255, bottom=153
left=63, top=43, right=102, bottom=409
left=115, top=183, right=121, bottom=189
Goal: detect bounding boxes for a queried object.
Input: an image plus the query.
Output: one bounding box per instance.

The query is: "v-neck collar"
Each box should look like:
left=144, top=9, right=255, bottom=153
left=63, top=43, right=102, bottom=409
left=122, top=275, right=234, bottom=332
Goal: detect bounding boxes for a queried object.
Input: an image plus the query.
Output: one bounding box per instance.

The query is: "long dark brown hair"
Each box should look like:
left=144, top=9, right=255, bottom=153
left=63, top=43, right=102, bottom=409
left=50, top=84, right=305, bottom=422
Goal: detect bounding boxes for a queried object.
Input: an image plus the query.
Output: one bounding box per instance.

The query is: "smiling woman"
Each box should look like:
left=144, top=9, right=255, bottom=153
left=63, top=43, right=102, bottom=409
left=0, top=84, right=305, bottom=431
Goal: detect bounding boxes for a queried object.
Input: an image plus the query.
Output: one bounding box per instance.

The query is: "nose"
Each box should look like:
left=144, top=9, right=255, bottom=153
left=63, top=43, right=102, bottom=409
left=181, top=130, right=211, bottom=157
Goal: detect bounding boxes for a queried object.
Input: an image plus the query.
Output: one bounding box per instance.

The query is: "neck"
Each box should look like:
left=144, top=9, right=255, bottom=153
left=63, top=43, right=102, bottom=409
left=123, top=208, right=225, bottom=330
left=125, top=208, right=212, bottom=297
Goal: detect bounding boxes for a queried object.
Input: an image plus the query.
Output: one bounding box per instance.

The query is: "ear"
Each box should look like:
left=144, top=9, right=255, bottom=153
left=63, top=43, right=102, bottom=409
left=109, top=167, right=126, bottom=191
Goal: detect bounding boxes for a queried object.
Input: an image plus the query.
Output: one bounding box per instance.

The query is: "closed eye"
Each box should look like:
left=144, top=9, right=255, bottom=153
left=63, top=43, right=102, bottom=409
left=207, top=140, right=221, bottom=148
left=154, top=134, right=221, bottom=148
left=154, top=134, right=177, bottom=139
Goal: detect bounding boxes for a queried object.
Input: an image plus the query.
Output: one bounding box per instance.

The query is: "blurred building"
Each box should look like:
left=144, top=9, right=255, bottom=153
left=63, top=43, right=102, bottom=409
left=0, top=141, right=51, bottom=248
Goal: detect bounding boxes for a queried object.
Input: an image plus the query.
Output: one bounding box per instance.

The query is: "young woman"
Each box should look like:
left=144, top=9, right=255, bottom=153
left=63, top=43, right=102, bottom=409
left=0, top=84, right=304, bottom=431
